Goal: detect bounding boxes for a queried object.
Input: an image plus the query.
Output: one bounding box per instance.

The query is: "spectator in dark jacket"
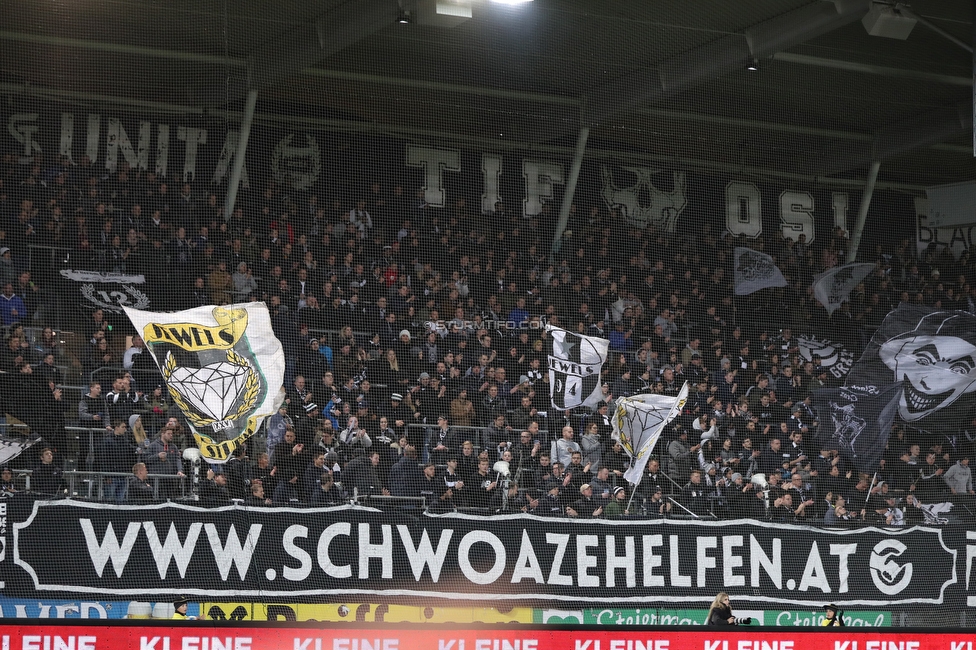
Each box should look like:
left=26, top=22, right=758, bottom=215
left=343, top=450, right=386, bottom=497
left=144, top=426, right=184, bottom=500
left=310, top=471, right=346, bottom=506
left=199, top=468, right=231, bottom=507
left=127, top=462, right=156, bottom=504
left=271, top=429, right=305, bottom=486
left=566, top=483, right=604, bottom=518
left=388, top=446, right=423, bottom=497
left=97, top=421, right=137, bottom=503
left=32, top=447, right=65, bottom=498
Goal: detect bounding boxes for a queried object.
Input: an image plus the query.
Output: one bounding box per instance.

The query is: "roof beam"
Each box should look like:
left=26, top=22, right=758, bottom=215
left=582, top=0, right=872, bottom=125
left=0, top=30, right=580, bottom=107
left=821, top=99, right=973, bottom=174
left=771, top=52, right=972, bottom=87
left=635, top=106, right=973, bottom=154
left=245, top=0, right=398, bottom=91
left=0, top=30, right=244, bottom=67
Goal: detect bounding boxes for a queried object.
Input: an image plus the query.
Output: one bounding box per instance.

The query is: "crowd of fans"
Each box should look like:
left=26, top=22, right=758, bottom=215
left=2, top=151, right=976, bottom=524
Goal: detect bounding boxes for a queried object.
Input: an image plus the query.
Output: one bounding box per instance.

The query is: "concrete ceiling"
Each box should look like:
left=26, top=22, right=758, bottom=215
left=0, top=0, right=972, bottom=188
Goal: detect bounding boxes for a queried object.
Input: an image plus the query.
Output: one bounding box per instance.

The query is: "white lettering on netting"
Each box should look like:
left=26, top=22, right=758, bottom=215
left=642, top=534, right=664, bottom=587
left=405, top=145, right=460, bottom=208
left=142, top=521, right=201, bottom=580
left=358, top=523, right=392, bottom=580
left=281, top=525, right=311, bottom=582
left=7, top=113, right=41, bottom=155
left=750, top=534, right=782, bottom=589
left=545, top=533, right=572, bottom=586
left=457, top=530, right=505, bottom=585
left=779, top=190, right=816, bottom=243
left=481, top=154, right=503, bottom=214
left=669, top=535, right=691, bottom=587
left=396, top=525, right=453, bottom=582
left=316, top=522, right=351, bottom=579
left=522, top=159, right=564, bottom=218
left=106, top=117, right=151, bottom=172
left=798, top=541, right=831, bottom=593
left=576, top=534, right=599, bottom=588
left=830, top=543, right=857, bottom=594
left=723, top=535, right=745, bottom=587
left=59, top=113, right=75, bottom=163
left=155, top=123, right=170, bottom=176
left=79, top=520, right=141, bottom=578
left=511, top=529, right=544, bottom=584
left=696, top=536, right=718, bottom=588
left=725, top=181, right=762, bottom=239
left=605, top=535, right=635, bottom=588
left=204, top=523, right=261, bottom=582
left=177, top=126, right=207, bottom=182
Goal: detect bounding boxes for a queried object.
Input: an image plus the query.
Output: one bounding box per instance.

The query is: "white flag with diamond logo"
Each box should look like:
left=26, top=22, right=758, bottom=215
left=123, top=303, right=286, bottom=463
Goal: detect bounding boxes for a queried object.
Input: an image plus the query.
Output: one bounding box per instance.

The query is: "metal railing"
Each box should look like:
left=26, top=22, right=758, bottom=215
left=64, top=470, right=190, bottom=501
left=5, top=469, right=187, bottom=501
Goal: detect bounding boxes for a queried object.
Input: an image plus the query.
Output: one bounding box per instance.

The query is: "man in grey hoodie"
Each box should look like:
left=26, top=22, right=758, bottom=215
left=944, top=457, right=974, bottom=497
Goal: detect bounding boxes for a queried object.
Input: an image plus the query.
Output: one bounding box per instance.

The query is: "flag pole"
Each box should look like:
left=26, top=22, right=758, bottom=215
left=864, top=471, right=879, bottom=511
left=625, top=483, right=640, bottom=514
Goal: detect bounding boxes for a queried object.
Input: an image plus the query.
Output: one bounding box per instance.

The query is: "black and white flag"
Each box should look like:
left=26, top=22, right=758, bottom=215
left=811, top=384, right=901, bottom=473
left=733, top=247, right=788, bottom=295
left=546, top=325, right=609, bottom=411
left=59, top=269, right=151, bottom=313
left=846, top=305, right=976, bottom=425
left=612, top=383, right=689, bottom=485
left=812, top=263, right=876, bottom=314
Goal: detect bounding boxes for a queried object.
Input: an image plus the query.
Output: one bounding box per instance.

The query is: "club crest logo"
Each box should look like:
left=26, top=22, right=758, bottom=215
left=736, top=250, right=776, bottom=282
left=869, top=540, right=913, bottom=595
left=163, top=348, right=259, bottom=432
left=796, top=334, right=854, bottom=379
left=135, top=305, right=281, bottom=462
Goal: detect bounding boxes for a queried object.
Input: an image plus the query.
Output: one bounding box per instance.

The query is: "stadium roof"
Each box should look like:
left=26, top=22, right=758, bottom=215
left=0, top=0, right=972, bottom=188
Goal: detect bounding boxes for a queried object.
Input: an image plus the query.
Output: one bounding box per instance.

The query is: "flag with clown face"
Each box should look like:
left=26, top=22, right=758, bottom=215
left=846, top=305, right=976, bottom=425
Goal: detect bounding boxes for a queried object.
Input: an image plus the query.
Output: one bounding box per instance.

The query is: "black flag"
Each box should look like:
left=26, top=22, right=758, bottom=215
left=846, top=304, right=976, bottom=426
left=812, top=384, right=900, bottom=473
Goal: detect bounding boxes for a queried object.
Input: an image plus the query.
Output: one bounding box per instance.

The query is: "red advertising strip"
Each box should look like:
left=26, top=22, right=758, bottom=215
left=0, top=626, right=973, bottom=650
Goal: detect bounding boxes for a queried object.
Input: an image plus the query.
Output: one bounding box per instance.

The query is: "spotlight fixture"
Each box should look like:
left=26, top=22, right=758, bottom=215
left=397, top=9, right=413, bottom=23
left=746, top=59, right=759, bottom=72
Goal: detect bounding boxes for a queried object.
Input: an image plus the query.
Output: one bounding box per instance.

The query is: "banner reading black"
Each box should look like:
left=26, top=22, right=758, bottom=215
left=5, top=501, right=970, bottom=607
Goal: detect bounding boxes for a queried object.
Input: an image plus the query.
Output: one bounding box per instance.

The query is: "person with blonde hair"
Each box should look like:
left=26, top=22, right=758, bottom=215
left=706, top=592, right=751, bottom=626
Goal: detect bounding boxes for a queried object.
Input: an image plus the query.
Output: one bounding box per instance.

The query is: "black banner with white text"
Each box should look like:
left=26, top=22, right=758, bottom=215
left=4, top=501, right=976, bottom=608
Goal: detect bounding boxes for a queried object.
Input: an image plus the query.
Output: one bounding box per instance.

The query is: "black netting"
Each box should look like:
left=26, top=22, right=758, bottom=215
left=0, top=0, right=974, bottom=628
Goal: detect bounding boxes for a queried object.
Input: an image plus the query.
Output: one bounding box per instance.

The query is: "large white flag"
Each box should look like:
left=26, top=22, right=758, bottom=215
left=546, top=325, right=610, bottom=411
left=123, top=303, right=286, bottom=463
left=812, top=263, right=876, bottom=314
left=733, top=247, right=788, bottom=295
left=612, top=383, right=689, bottom=486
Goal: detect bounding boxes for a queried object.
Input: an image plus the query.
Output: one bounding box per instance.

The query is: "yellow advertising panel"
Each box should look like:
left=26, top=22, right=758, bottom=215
left=200, top=602, right=532, bottom=624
